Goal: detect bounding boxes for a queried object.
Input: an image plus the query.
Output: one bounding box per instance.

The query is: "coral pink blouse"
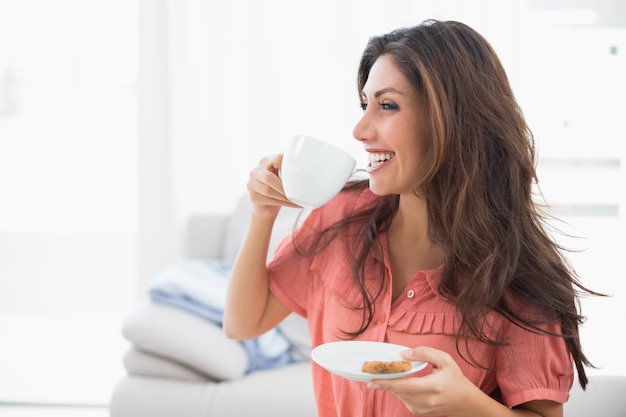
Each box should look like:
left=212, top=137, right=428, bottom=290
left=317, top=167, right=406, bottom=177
left=267, top=187, right=574, bottom=417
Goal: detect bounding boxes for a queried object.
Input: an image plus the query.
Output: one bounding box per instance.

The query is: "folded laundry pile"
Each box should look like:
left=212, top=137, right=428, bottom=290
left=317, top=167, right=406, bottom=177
left=148, top=259, right=298, bottom=372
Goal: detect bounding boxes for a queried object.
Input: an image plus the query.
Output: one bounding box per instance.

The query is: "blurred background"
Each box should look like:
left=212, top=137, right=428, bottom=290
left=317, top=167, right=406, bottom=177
left=0, top=0, right=624, bottom=414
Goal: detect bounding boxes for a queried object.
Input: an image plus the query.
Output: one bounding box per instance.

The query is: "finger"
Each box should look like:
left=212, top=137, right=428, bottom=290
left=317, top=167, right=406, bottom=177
left=253, top=170, right=299, bottom=205
left=399, top=346, right=451, bottom=369
left=261, top=153, right=282, bottom=176
left=248, top=156, right=300, bottom=208
left=275, top=153, right=284, bottom=175
left=367, top=373, right=426, bottom=392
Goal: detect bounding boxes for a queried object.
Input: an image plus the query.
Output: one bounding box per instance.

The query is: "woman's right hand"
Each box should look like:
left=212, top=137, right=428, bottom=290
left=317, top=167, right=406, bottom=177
left=247, top=153, right=301, bottom=218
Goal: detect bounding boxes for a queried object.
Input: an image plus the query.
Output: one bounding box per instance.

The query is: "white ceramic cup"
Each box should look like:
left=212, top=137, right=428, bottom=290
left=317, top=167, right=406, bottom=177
left=281, top=135, right=357, bottom=209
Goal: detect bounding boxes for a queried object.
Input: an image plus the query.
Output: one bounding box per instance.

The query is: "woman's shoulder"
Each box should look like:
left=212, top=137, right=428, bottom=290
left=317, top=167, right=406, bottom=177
left=315, top=181, right=378, bottom=219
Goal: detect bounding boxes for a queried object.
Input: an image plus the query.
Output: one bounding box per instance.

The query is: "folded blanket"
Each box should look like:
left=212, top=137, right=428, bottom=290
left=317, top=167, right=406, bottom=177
left=148, top=260, right=296, bottom=373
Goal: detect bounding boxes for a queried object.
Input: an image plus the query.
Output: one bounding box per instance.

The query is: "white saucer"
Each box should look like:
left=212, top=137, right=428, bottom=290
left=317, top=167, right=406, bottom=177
left=311, top=341, right=427, bottom=382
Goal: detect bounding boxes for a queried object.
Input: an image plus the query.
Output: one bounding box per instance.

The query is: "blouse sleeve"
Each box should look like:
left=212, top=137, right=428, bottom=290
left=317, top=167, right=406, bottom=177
left=267, top=229, right=310, bottom=317
left=266, top=200, right=329, bottom=318
left=495, top=318, right=575, bottom=407
left=266, top=187, right=369, bottom=318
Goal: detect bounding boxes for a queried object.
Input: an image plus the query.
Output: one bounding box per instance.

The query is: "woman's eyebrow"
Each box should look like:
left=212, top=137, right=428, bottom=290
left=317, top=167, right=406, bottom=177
left=374, top=87, right=404, bottom=98
left=360, top=87, right=405, bottom=100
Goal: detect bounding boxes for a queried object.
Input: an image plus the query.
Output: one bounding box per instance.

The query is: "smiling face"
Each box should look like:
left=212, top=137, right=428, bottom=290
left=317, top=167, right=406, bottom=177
left=353, top=54, right=429, bottom=197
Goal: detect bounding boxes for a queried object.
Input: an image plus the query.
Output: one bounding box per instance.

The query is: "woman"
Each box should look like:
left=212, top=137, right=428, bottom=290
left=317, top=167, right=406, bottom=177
left=224, top=20, right=598, bottom=417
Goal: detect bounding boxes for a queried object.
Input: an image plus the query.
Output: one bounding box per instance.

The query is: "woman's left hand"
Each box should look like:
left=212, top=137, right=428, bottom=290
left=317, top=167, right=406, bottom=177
left=367, top=346, right=481, bottom=417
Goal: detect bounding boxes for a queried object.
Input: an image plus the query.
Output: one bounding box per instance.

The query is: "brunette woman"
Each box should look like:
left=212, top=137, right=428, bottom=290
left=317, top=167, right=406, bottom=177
left=224, top=19, right=597, bottom=417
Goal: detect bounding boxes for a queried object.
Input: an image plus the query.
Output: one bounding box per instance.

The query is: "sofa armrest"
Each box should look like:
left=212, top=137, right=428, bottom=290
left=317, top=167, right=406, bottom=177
left=185, top=214, right=229, bottom=259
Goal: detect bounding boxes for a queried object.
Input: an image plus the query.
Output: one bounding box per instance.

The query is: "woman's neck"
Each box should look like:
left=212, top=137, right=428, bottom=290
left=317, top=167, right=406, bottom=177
left=391, top=195, right=431, bottom=246
left=387, top=195, right=443, bottom=300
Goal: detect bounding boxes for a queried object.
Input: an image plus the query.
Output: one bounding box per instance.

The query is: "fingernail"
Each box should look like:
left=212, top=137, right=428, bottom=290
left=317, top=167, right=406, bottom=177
left=367, top=382, right=380, bottom=389
left=400, top=349, right=413, bottom=358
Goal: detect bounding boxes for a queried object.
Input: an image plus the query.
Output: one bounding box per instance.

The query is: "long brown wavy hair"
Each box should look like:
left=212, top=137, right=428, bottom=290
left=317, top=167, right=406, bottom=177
left=296, top=20, right=602, bottom=389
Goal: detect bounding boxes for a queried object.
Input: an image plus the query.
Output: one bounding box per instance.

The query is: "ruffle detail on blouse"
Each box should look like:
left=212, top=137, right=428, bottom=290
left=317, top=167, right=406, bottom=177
left=388, top=309, right=461, bottom=335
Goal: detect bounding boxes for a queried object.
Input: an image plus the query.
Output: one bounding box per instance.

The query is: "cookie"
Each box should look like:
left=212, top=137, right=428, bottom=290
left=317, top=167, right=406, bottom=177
left=361, top=360, right=412, bottom=374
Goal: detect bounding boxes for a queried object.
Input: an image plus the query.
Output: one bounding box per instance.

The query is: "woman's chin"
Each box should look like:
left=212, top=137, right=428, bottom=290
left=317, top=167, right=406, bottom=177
left=367, top=180, right=394, bottom=197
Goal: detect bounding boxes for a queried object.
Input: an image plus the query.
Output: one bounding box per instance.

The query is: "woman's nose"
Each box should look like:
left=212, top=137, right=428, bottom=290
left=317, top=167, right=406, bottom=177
left=352, top=111, right=373, bottom=143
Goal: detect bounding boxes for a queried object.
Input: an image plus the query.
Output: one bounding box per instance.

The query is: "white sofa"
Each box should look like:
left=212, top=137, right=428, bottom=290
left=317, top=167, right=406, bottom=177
left=109, top=197, right=317, bottom=417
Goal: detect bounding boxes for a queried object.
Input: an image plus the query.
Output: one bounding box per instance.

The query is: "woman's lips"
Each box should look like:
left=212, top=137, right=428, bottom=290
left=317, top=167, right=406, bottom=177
left=367, top=152, right=395, bottom=173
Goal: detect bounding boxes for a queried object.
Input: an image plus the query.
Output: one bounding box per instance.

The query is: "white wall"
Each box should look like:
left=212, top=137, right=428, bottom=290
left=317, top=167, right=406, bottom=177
left=0, top=1, right=139, bottom=404
left=0, top=0, right=138, bottom=314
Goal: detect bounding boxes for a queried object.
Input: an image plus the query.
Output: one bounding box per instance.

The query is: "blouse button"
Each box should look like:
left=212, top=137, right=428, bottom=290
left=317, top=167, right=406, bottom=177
left=378, top=315, right=386, bottom=324
left=407, top=289, right=415, bottom=299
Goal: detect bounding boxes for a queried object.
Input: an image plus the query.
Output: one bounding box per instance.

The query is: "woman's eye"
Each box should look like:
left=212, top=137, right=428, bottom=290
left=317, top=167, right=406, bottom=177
left=359, top=101, right=398, bottom=111
left=381, top=102, right=398, bottom=111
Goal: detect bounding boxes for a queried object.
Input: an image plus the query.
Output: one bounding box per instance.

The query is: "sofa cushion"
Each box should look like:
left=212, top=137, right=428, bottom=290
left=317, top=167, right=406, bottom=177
left=122, top=303, right=248, bottom=381
left=123, top=347, right=212, bottom=382
left=208, top=362, right=317, bottom=417
left=110, top=362, right=317, bottom=417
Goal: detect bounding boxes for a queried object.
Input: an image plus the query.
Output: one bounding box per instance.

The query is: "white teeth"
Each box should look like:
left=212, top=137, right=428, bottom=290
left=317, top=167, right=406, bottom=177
left=368, top=152, right=394, bottom=163
left=367, top=152, right=395, bottom=170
